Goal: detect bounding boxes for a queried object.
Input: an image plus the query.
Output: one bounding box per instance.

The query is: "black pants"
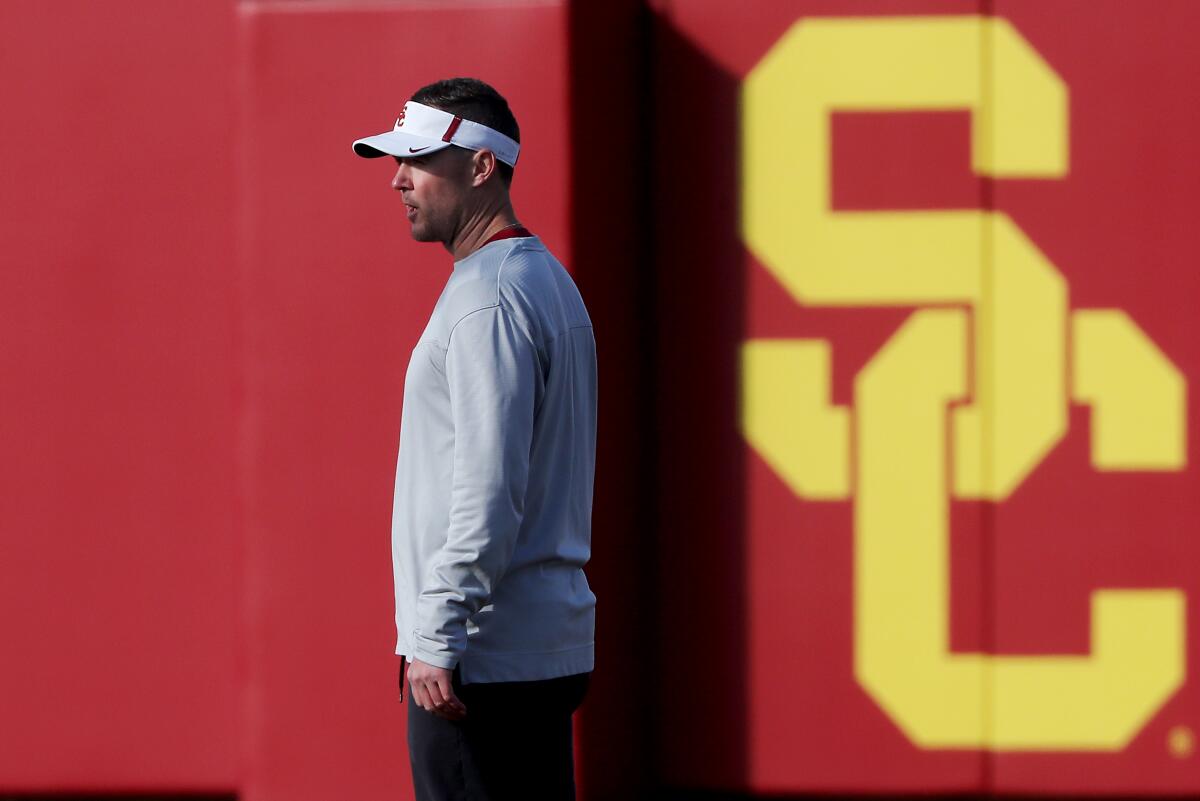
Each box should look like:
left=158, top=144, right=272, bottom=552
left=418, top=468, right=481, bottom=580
left=405, top=660, right=591, bottom=801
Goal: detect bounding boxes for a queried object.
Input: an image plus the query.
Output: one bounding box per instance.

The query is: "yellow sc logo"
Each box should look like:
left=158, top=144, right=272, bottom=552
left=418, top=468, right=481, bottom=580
left=739, top=16, right=1188, bottom=750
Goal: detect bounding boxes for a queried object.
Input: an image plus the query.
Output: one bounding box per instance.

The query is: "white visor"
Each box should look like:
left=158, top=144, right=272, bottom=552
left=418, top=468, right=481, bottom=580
left=352, top=100, right=520, bottom=167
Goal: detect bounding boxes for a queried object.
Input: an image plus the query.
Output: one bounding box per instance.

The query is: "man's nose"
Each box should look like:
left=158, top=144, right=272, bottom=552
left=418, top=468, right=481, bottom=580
left=391, top=163, right=409, bottom=191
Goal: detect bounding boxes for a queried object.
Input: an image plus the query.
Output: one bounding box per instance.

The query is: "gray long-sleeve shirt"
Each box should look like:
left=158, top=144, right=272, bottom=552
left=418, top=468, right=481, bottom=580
left=391, top=232, right=597, bottom=684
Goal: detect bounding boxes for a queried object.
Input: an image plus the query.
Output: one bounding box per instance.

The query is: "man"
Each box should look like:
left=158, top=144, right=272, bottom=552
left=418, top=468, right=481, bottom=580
left=352, top=78, right=597, bottom=801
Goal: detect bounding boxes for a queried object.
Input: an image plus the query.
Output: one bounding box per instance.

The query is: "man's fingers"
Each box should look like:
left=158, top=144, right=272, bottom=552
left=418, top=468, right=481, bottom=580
left=404, top=659, right=466, bottom=720
left=410, top=681, right=431, bottom=711
left=434, top=676, right=467, bottom=718
left=421, top=682, right=463, bottom=721
left=426, top=677, right=451, bottom=708
left=416, top=677, right=460, bottom=719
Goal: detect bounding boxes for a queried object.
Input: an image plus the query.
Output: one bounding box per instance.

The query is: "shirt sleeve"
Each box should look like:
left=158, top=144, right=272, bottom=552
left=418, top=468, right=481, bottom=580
left=412, top=303, right=541, bottom=669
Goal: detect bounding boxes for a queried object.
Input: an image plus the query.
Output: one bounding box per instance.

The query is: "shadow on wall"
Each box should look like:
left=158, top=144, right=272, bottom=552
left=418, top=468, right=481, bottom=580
left=566, top=0, right=750, bottom=797
left=646, top=8, right=750, bottom=798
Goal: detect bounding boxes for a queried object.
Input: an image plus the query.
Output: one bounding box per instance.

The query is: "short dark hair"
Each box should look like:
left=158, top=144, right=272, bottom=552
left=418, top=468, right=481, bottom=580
left=411, top=77, right=520, bottom=187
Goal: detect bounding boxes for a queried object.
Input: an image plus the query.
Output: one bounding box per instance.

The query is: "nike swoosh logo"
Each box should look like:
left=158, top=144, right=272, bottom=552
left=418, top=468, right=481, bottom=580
left=408, top=146, right=430, bottom=153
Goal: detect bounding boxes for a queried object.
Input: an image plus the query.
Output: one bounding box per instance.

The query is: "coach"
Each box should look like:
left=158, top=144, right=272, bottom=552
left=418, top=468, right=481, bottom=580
left=353, top=77, right=598, bottom=800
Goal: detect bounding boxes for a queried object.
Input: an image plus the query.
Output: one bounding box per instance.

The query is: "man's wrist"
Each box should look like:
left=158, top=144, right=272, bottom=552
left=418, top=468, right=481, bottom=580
left=412, top=647, right=458, bottom=671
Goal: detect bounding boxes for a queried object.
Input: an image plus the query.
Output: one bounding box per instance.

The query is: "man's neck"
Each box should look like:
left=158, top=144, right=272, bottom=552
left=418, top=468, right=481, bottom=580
left=447, top=201, right=519, bottom=262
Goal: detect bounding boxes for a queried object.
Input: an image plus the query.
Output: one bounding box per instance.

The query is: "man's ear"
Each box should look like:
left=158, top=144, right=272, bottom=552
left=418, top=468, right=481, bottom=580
left=470, top=149, right=498, bottom=187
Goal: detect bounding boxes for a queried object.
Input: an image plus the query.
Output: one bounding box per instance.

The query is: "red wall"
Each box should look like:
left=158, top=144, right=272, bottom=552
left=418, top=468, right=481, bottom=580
left=2, top=0, right=1199, bottom=799
left=651, top=0, right=1200, bottom=796
left=0, top=1, right=239, bottom=790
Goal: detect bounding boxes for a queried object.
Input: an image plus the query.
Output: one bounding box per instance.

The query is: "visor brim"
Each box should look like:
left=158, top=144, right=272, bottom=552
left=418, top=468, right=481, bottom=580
left=352, top=129, right=454, bottom=159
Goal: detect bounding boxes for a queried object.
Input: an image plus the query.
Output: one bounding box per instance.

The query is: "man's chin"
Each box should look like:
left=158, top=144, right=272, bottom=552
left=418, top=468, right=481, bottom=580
left=408, top=224, right=439, bottom=243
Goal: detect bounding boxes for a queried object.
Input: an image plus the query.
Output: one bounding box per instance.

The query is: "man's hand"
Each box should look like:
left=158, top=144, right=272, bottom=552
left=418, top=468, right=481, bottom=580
left=405, top=657, right=467, bottom=720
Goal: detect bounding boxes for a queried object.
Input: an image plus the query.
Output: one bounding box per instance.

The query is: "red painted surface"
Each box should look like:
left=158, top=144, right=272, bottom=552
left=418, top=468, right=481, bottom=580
left=0, top=0, right=239, bottom=791
left=652, top=0, right=1200, bottom=795
left=990, top=1, right=1200, bottom=794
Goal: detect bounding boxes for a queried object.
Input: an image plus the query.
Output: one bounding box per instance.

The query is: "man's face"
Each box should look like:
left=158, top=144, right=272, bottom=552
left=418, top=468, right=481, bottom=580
left=391, top=147, right=473, bottom=244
